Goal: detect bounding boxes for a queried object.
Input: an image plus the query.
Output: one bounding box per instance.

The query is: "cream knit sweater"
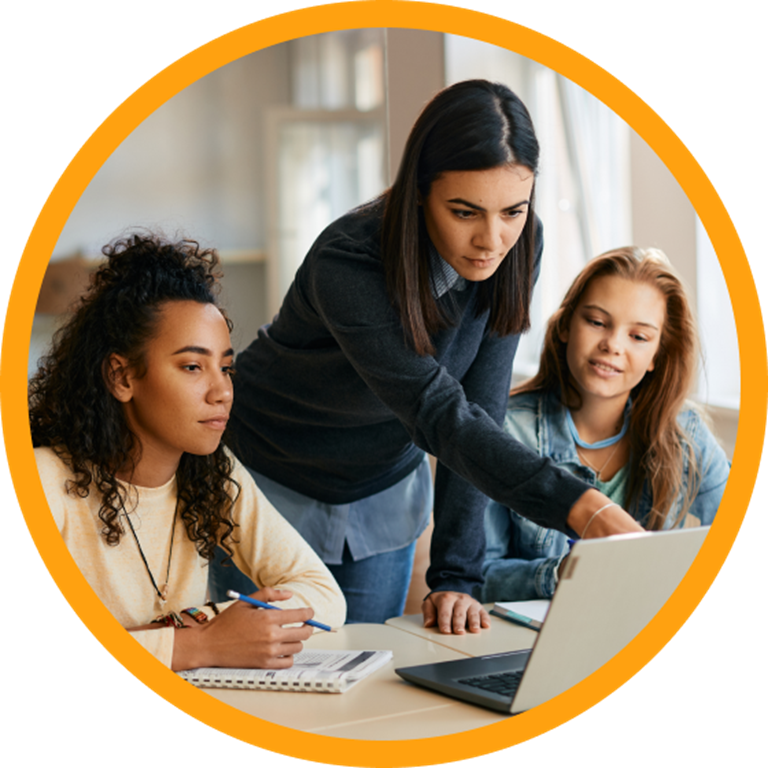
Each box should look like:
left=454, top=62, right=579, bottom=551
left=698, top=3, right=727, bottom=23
left=36, top=447, right=346, bottom=667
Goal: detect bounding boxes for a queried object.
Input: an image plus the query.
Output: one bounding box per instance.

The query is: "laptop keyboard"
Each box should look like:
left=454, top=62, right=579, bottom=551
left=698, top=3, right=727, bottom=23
left=458, top=670, right=523, bottom=698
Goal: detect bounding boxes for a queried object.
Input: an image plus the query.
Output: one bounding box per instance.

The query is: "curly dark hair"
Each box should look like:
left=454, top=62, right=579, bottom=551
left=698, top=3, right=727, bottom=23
left=29, top=233, right=240, bottom=561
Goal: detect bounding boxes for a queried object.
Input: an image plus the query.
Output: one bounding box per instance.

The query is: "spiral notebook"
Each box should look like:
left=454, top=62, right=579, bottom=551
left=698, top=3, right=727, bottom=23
left=179, top=649, right=392, bottom=693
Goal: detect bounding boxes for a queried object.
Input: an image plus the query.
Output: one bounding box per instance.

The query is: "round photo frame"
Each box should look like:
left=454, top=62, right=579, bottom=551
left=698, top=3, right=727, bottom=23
left=3, top=2, right=765, bottom=766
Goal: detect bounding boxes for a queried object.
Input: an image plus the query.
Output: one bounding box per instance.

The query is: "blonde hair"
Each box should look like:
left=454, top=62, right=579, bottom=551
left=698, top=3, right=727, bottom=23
left=515, top=246, right=699, bottom=529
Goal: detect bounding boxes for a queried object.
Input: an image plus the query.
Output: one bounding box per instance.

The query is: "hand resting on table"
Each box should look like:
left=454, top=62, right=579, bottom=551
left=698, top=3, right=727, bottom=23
left=422, top=590, right=491, bottom=635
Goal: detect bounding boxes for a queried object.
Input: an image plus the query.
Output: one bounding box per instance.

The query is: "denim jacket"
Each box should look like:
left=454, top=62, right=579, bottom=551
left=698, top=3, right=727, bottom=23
left=479, top=390, right=731, bottom=602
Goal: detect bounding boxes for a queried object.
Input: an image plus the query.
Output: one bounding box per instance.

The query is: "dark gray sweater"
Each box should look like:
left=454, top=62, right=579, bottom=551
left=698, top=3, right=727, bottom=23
left=228, top=201, right=589, bottom=595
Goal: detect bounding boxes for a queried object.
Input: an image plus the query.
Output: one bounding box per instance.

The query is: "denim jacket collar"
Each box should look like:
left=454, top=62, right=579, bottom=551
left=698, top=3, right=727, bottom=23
left=536, top=391, right=601, bottom=485
left=537, top=390, right=706, bottom=528
left=538, top=391, right=580, bottom=464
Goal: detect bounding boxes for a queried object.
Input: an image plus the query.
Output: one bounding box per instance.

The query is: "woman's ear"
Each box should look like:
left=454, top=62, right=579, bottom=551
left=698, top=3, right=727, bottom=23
left=104, top=354, right=134, bottom=402
left=558, top=325, right=569, bottom=344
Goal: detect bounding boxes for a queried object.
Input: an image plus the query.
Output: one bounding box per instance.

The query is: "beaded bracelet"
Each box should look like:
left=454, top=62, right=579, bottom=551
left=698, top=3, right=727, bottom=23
left=205, top=601, right=221, bottom=616
left=181, top=607, right=209, bottom=625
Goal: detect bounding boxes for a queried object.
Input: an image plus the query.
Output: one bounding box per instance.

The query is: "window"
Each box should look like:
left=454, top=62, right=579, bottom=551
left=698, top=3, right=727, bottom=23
left=443, top=34, right=738, bottom=452
left=265, top=31, right=387, bottom=314
left=696, top=219, right=739, bottom=409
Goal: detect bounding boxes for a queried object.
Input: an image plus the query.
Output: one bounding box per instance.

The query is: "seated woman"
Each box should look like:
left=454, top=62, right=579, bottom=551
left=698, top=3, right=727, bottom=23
left=29, top=234, right=346, bottom=670
left=480, top=246, right=730, bottom=602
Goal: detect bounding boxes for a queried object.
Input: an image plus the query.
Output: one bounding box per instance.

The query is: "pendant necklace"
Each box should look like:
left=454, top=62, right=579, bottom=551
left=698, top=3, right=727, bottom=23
left=576, top=440, right=622, bottom=481
left=124, top=495, right=180, bottom=607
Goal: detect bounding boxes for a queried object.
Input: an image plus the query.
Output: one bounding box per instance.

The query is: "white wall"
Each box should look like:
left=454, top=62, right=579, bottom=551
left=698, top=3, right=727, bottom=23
left=53, top=44, right=292, bottom=259
left=31, top=44, right=295, bottom=362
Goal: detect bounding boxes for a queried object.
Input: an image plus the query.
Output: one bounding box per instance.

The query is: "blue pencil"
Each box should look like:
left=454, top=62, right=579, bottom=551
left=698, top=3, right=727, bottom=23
left=226, top=590, right=333, bottom=632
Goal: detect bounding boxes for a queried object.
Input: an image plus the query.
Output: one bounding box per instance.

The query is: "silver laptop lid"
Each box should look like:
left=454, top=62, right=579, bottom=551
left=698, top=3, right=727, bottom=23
left=511, top=526, right=709, bottom=713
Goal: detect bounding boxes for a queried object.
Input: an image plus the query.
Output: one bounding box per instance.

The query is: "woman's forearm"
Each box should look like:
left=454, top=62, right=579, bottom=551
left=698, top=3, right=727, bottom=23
left=567, top=488, right=643, bottom=538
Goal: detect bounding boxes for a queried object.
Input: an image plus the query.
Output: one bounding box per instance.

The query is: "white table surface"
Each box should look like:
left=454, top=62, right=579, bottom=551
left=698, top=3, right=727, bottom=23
left=385, top=604, right=539, bottom=657
left=199, top=622, right=513, bottom=739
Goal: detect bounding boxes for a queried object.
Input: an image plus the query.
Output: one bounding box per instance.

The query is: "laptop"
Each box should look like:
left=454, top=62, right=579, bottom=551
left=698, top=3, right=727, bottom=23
left=396, top=526, right=709, bottom=714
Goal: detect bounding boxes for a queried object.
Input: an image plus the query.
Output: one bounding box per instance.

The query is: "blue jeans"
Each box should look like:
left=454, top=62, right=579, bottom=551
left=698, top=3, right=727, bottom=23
left=208, top=540, right=416, bottom=624
left=326, top=540, right=416, bottom=623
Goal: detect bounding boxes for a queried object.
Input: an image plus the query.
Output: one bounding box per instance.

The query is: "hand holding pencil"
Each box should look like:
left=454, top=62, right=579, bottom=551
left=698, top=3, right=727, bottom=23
left=172, top=587, right=316, bottom=670
left=227, top=589, right=334, bottom=632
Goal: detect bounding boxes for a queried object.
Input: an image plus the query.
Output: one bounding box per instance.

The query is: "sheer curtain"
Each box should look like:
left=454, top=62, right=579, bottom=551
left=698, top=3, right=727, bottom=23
left=696, top=219, right=740, bottom=409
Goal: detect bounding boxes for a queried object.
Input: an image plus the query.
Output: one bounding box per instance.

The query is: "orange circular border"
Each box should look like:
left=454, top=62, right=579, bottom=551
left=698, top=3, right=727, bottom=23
left=2, top=2, right=765, bottom=766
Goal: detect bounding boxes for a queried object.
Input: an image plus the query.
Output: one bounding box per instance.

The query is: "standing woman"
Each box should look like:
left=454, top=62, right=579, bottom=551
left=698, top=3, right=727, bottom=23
left=213, top=79, right=642, bottom=632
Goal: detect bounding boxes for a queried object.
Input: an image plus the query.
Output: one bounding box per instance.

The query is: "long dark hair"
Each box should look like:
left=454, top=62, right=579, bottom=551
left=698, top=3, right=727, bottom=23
left=382, top=79, right=540, bottom=355
left=515, top=247, right=700, bottom=529
left=29, top=233, right=240, bottom=561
